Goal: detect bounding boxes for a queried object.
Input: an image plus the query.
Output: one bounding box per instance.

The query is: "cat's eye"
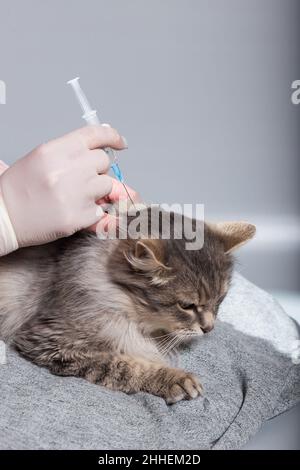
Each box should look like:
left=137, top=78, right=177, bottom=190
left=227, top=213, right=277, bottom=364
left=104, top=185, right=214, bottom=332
left=178, top=302, right=196, bottom=312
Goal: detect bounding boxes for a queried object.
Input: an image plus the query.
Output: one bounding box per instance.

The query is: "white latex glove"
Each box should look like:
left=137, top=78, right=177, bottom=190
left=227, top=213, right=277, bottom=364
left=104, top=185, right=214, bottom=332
left=0, top=125, right=127, bottom=251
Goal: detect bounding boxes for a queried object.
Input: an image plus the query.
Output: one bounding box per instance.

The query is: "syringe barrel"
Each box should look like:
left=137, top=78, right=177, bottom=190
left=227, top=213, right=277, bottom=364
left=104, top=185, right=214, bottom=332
left=68, top=76, right=123, bottom=181
left=83, top=110, right=100, bottom=126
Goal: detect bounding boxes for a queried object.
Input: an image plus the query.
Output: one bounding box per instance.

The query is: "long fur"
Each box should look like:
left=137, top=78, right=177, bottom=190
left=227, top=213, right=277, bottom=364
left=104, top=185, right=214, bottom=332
left=0, top=208, right=254, bottom=404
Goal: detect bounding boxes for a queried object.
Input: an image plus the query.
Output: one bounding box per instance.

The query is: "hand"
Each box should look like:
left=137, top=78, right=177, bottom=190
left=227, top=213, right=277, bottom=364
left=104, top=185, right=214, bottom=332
left=0, top=126, right=127, bottom=247
left=91, top=179, right=140, bottom=234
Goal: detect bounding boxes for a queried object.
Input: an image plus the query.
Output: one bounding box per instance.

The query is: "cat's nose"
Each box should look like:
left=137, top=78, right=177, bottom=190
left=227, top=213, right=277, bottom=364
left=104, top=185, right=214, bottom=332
left=200, top=312, right=214, bottom=333
left=201, top=322, right=214, bottom=333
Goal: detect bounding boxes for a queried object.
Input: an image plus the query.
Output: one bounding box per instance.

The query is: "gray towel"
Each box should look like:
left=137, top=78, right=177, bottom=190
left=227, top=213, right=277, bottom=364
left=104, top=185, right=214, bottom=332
left=0, top=272, right=299, bottom=449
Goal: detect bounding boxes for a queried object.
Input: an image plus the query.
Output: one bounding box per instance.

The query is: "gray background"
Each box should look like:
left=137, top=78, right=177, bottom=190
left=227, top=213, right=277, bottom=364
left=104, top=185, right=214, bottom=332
left=0, top=0, right=299, bottom=291
left=0, top=0, right=299, bottom=449
left=0, top=0, right=300, bottom=291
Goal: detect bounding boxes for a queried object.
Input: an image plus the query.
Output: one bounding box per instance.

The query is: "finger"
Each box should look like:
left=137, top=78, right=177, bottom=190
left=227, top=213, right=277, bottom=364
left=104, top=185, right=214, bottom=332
left=87, top=213, right=118, bottom=235
left=87, top=212, right=110, bottom=233
left=89, top=149, right=111, bottom=175
left=105, top=178, right=140, bottom=203
left=89, top=174, right=113, bottom=201
left=96, top=213, right=119, bottom=236
left=61, top=125, right=128, bottom=151
left=81, top=205, right=105, bottom=231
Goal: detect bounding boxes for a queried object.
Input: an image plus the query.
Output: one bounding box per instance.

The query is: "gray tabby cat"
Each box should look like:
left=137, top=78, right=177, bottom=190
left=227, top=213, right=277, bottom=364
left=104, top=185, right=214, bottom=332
left=0, top=208, right=255, bottom=404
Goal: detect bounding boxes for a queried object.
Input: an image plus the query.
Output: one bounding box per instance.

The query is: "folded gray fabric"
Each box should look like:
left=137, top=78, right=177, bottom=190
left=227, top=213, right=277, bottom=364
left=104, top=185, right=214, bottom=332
left=0, top=272, right=299, bottom=449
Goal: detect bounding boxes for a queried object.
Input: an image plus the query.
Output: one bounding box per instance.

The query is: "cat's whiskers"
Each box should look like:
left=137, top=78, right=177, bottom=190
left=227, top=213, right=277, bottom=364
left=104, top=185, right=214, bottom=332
left=155, top=334, right=175, bottom=348
left=148, top=332, right=176, bottom=354
left=155, top=333, right=178, bottom=346
left=157, top=336, right=178, bottom=356
left=164, top=335, right=189, bottom=358
left=150, top=332, right=175, bottom=340
left=159, top=334, right=185, bottom=357
left=179, top=329, right=203, bottom=338
left=158, top=329, right=203, bottom=358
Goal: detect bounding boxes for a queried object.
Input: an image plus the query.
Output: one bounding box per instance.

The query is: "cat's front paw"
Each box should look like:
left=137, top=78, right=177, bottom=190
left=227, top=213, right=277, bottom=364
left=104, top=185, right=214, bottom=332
left=160, top=369, right=203, bottom=405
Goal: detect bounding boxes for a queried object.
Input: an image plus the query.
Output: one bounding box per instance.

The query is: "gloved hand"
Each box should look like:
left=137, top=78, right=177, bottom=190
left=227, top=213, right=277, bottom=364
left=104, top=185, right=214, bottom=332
left=92, top=178, right=140, bottom=235
left=0, top=125, right=128, bottom=251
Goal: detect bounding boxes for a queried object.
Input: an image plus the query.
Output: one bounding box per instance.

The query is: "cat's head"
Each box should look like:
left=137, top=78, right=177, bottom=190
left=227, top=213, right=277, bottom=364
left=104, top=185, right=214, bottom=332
left=109, top=208, right=255, bottom=340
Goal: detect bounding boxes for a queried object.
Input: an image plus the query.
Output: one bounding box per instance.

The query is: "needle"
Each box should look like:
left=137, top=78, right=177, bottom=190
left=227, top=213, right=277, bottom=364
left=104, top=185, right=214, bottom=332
left=122, top=182, right=136, bottom=208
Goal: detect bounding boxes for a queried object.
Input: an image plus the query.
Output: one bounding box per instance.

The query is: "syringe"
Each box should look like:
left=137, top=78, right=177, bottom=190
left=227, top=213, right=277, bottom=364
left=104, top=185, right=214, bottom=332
left=67, top=77, right=135, bottom=207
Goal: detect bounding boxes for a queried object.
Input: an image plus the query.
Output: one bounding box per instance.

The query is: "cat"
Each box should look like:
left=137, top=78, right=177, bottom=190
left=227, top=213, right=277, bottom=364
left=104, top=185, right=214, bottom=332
left=0, top=207, right=255, bottom=404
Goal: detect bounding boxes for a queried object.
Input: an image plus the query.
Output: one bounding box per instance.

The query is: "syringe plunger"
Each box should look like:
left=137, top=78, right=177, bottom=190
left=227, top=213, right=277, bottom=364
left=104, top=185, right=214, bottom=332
left=67, top=76, right=128, bottom=187
left=67, top=77, right=96, bottom=120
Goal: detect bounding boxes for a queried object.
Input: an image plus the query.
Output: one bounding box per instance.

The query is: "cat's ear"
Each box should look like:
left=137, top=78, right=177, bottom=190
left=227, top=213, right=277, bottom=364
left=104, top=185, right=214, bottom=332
left=211, top=221, right=256, bottom=253
left=135, top=239, right=164, bottom=262
left=124, top=239, right=171, bottom=281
